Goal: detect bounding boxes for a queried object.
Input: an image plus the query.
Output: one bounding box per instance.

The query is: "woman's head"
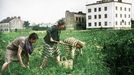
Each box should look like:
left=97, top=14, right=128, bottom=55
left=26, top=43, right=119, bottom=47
left=76, top=43, right=83, bottom=49
left=28, top=33, right=38, bottom=43
left=57, top=20, right=65, bottom=30
left=76, top=41, right=85, bottom=49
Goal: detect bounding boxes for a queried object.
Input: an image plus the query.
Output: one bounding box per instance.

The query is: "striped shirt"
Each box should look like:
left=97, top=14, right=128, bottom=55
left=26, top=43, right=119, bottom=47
left=63, top=37, right=85, bottom=47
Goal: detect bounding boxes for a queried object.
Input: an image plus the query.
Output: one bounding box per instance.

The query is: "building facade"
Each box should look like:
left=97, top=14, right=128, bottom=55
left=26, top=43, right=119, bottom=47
left=65, top=11, right=86, bottom=30
left=86, top=0, right=132, bottom=29
left=0, top=16, right=24, bottom=32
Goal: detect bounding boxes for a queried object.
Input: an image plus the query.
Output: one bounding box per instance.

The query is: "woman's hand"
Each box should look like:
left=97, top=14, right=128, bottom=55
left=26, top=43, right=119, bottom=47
left=21, top=64, right=26, bottom=68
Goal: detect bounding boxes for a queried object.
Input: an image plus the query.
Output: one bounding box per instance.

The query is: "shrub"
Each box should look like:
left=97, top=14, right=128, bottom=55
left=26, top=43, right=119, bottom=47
left=0, top=32, right=6, bottom=66
left=102, top=30, right=134, bottom=75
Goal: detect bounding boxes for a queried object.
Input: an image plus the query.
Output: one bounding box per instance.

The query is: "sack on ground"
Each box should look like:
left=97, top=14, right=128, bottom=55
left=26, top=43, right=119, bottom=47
left=59, top=57, right=73, bottom=69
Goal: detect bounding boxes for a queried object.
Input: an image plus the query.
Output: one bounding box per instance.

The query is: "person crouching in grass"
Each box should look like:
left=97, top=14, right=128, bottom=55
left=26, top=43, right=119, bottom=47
left=63, top=37, right=85, bottom=59
left=40, top=20, right=65, bottom=69
left=1, top=33, right=38, bottom=73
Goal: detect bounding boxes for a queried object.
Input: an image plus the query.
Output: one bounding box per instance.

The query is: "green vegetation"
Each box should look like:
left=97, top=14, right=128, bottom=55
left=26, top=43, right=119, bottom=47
left=1, top=29, right=134, bottom=75
left=23, top=21, right=30, bottom=29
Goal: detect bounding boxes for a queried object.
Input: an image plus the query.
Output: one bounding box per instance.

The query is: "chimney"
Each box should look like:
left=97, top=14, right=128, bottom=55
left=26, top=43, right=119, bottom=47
left=6, top=17, right=10, bottom=19
left=102, top=0, right=114, bottom=2
left=18, top=16, right=21, bottom=19
left=78, top=11, right=83, bottom=14
left=14, top=16, right=17, bottom=18
left=118, top=0, right=122, bottom=2
left=97, top=1, right=102, bottom=3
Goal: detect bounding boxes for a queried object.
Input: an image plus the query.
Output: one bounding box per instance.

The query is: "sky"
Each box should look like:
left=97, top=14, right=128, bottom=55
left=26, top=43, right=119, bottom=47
left=0, top=0, right=133, bottom=24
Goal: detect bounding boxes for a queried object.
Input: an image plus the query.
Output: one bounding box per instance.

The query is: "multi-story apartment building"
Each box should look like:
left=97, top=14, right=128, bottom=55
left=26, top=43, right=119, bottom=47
left=65, top=11, right=86, bottom=30
left=86, top=0, right=132, bottom=29
left=0, top=16, right=24, bottom=32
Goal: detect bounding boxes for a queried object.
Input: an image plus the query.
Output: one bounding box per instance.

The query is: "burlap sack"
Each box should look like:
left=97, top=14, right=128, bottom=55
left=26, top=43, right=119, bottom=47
left=59, top=57, right=73, bottom=69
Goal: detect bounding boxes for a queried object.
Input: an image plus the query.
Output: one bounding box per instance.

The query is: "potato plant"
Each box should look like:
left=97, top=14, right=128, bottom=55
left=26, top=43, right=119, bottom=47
left=1, top=29, right=134, bottom=75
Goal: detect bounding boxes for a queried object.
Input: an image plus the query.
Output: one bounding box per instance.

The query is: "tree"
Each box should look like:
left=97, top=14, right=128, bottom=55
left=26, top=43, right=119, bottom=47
left=32, top=25, right=48, bottom=31
left=131, top=19, right=134, bottom=28
left=0, top=32, right=2, bottom=48
left=23, top=21, right=30, bottom=28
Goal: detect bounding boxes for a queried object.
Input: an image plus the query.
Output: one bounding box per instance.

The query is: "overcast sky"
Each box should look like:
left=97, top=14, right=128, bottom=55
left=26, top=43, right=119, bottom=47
left=0, top=0, right=133, bottom=23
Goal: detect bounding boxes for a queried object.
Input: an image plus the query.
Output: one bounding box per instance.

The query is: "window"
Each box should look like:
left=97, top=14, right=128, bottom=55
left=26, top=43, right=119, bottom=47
left=116, top=14, right=118, bottom=17
left=116, top=21, right=118, bottom=25
left=78, top=17, right=81, bottom=22
left=116, top=6, right=118, bottom=10
left=104, top=14, right=107, bottom=18
left=94, top=15, right=97, bottom=19
left=120, top=21, right=122, bottom=25
left=88, top=23, right=91, bottom=26
left=129, top=14, right=130, bottom=18
left=80, top=18, right=82, bottom=22
left=120, top=14, right=122, bottom=18
left=104, top=7, right=107, bottom=11
left=76, top=17, right=78, bottom=22
left=124, top=21, right=126, bottom=25
left=120, top=7, right=122, bottom=11
left=104, top=22, right=107, bottom=26
left=124, top=14, right=126, bottom=18
left=129, top=22, right=131, bottom=25
left=82, top=18, right=85, bottom=22
left=99, top=22, right=101, bottom=26
left=88, top=15, right=92, bottom=19
left=124, top=7, right=126, bottom=11
left=99, top=15, right=101, bottom=19
left=98, top=7, right=101, bottom=11
left=94, top=8, right=97, bottom=12
left=129, top=8, right=131, bottom=11
left=88, top=9, right=91, bottom=13
left=94, top=22, right=97, bottom=26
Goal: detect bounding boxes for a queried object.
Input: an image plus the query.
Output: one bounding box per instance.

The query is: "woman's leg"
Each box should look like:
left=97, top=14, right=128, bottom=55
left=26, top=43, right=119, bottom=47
left=40, top=57, right=48, bottom=69
left=1, top=62, right=11, bottom=72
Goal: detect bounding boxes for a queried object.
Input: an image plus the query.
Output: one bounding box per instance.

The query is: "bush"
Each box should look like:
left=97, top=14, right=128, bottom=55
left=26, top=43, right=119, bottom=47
left=102, top=30, right=134, bottom=75
left=0, top=32, right=6, bottom=66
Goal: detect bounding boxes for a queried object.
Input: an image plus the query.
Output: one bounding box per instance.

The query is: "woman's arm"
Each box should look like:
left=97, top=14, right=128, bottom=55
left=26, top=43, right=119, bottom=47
left=17, top=45, right=26, bottom=68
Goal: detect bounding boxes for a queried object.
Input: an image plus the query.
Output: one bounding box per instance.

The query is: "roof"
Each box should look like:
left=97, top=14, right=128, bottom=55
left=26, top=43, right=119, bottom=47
left=74, top=11, right=86, bottom=15
left=86, top=1, right=132, bottom=6
left=66, top=11, right=86, bottom=15
left=0, top=16, right=21, bottom=23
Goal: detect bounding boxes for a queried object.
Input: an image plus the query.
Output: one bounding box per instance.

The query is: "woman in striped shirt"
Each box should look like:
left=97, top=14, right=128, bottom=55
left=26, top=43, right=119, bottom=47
left=63, top=37, right=85, bottom=59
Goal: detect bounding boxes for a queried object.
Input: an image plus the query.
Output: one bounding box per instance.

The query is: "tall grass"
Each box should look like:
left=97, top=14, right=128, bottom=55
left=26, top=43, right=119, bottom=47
left=0, top=30, right=112, bottom=75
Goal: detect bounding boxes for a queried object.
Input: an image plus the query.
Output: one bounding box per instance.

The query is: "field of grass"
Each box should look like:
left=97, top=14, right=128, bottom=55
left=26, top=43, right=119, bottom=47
left=1, top=29, right=134, bottom=75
